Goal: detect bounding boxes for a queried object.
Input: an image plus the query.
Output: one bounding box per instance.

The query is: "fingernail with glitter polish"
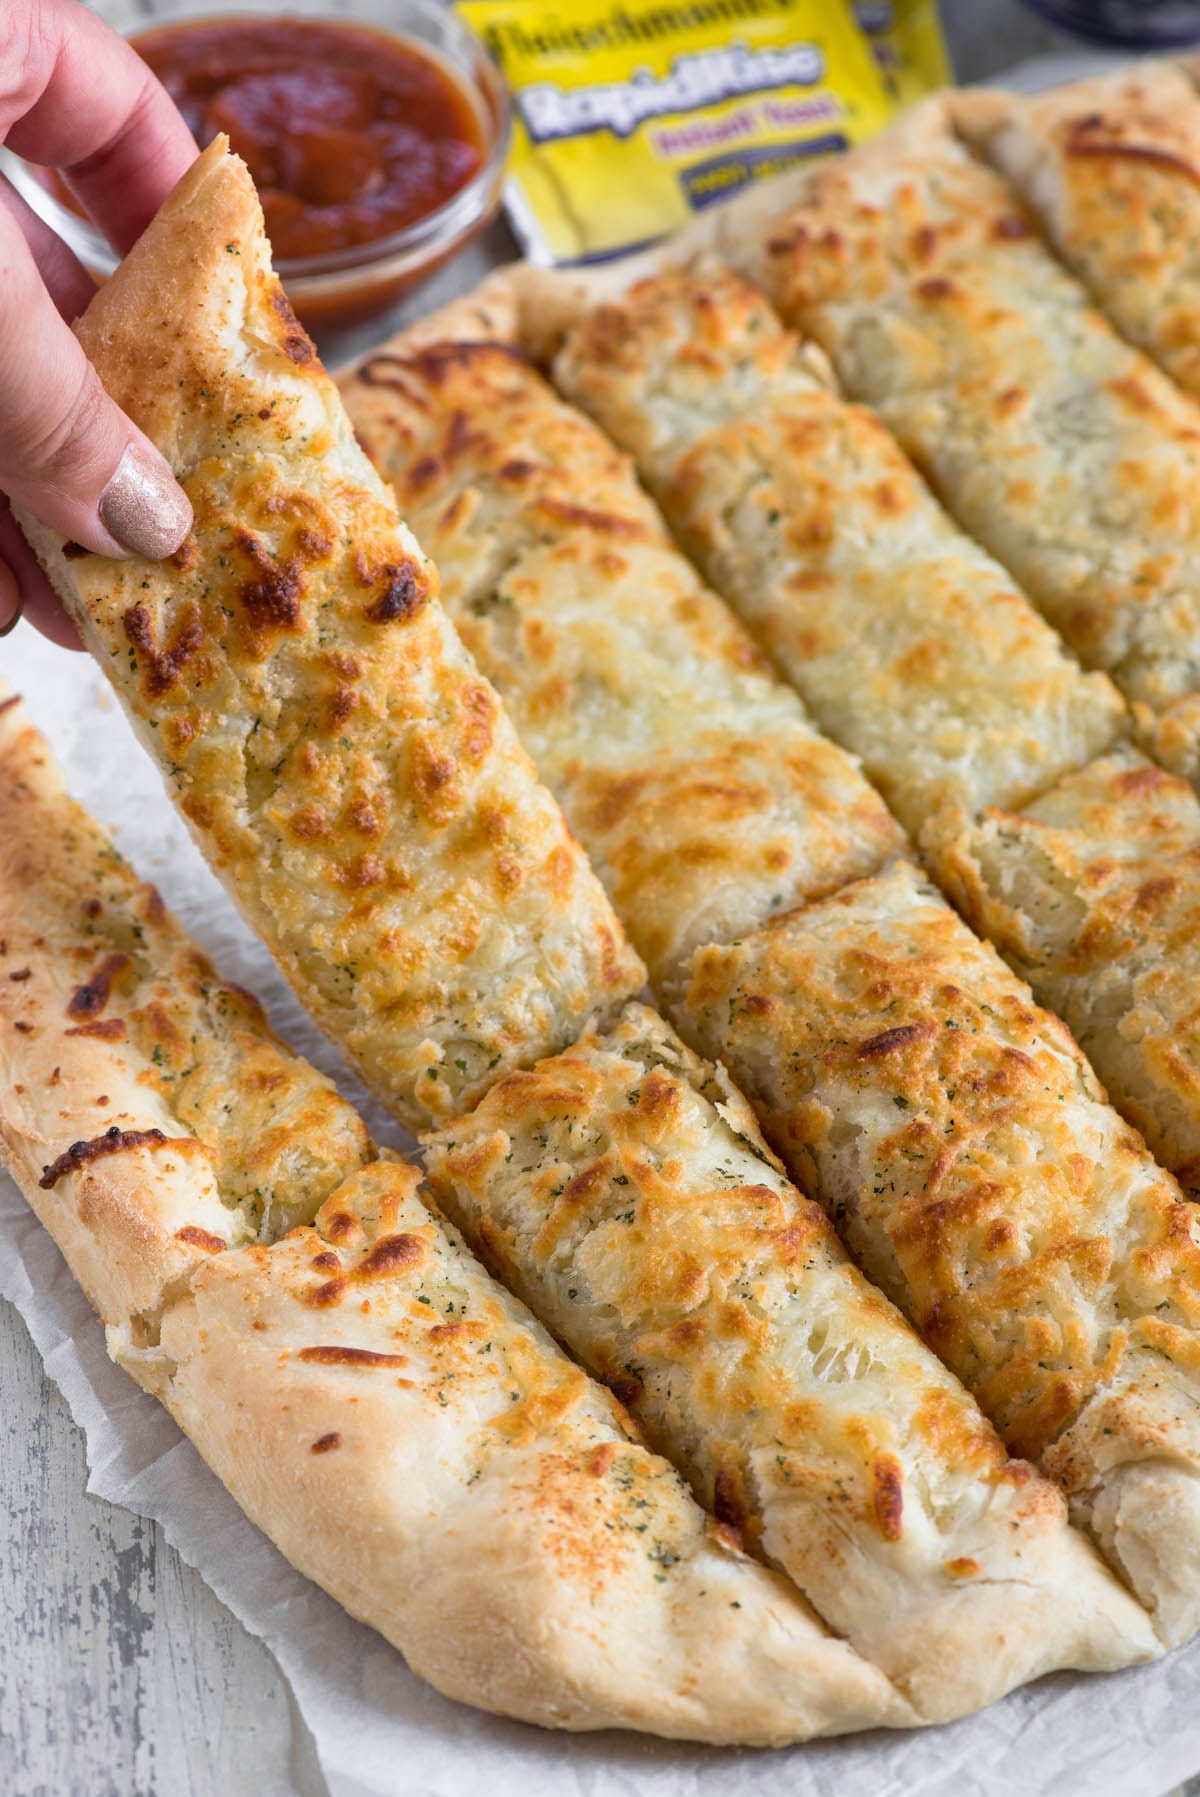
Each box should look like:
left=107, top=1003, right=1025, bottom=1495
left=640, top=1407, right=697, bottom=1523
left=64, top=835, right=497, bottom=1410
left=98, top=443, right=193, bottom=561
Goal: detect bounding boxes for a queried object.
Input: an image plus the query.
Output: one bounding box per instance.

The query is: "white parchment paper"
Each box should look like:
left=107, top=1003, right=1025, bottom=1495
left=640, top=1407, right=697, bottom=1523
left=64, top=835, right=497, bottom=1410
left=2, top=47, right=1198, bottom=1789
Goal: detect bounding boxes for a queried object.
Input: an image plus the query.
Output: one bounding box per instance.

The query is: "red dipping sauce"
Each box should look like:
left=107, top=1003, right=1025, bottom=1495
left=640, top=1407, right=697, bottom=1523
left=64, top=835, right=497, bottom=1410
left=134, top=16, right=486, bottom=262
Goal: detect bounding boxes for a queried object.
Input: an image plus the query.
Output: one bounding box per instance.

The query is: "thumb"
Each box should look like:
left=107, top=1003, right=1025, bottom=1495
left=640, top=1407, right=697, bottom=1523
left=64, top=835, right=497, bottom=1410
left=0, top=203, right=191, bottom=561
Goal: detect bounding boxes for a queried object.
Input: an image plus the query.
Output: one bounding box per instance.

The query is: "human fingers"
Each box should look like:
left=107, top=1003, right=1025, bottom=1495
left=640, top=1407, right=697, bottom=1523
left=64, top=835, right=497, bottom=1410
left=0, top=499, right=83, bottom=650
left=0, top=165, right=96, bottom=321
left=0, top=178, right=90, bottom=647
left=1, top=0, right=197, bottom=251
left=0, top=199, right=192, bottom=565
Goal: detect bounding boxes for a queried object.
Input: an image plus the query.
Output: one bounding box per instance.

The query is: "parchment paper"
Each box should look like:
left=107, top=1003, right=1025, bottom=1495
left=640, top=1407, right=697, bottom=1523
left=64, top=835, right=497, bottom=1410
left=4, top=47, right=1200, bottom=1794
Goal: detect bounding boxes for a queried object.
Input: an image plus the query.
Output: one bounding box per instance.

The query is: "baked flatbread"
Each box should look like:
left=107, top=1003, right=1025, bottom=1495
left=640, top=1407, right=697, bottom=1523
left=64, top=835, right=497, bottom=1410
left=926, top=746, right=1200, bottom=1197
left=425, top=1000, right=1155, bottom=1716
left=952, top=64, right=1200, bottom=404
left=0, top=681, right=372, bottom=1326
left=678, top=859, right=1200, bottom=1645
left=552, top=259, right=1124, bottom=837
left=5, top=90, right=1179, bottom=1740
left=341, top=335, right=902, bottom=982
left=951, top=64, right=1200, bottom=782
left=17, top=140, right=644, bottom=1133
left=153, top=1158, right=908, bottom=1742
left=759, top=100, right=1200, bottom=722
left=0, top=687, right=900, bottom=1743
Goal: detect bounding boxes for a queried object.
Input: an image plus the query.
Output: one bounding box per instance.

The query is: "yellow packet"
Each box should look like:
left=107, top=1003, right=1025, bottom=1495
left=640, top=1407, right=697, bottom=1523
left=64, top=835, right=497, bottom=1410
left=852, top=1, right=951, bottom=108
left=456, top=0, right=897, bottom=266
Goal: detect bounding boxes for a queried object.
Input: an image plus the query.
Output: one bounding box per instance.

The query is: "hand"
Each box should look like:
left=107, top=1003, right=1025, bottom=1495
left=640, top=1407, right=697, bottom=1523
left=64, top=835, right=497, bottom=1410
left=0, top=0, right=198, bottom=648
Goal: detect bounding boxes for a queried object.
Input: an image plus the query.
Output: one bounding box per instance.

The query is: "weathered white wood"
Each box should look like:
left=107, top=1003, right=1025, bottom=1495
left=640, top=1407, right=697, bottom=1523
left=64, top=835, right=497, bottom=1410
left=0, top=1297, right=327, bottom=1797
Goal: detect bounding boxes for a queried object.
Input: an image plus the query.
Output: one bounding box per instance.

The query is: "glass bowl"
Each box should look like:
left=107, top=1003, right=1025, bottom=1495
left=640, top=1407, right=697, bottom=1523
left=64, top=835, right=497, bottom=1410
left=0, top=0, right=511, bottom=331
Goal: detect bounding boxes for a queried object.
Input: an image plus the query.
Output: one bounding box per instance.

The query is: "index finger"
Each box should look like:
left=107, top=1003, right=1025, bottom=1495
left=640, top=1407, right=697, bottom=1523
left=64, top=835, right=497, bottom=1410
left=1, top=0, right=197, bottom=251
left=0, top=169, right=96, bottom=322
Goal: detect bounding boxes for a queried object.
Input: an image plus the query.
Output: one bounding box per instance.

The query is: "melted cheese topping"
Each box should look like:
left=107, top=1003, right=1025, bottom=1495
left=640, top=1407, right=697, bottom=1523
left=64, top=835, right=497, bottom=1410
left=342, top=341, right=902, bottom=981
left=33, top=150, right=642, bottom=1133
left=425, top=1000, right=1151, bottom=1714
left=158, top=1158, right=900, bottom=1742
left=1138, top=691, right=1200, bottom=791
left=762, top=103, right=1200, bottom=717
left=0, top=687, right=373, bottom=1323
left=0, top=684, right=897, bottom=1744
left=956, top=63, right=1200, bottom=404
left=554, top=261, right=1124, bottom=838
left=678, top=862, right=1200, bottom=1513
left=927, top=746, right=1200, bottom=1196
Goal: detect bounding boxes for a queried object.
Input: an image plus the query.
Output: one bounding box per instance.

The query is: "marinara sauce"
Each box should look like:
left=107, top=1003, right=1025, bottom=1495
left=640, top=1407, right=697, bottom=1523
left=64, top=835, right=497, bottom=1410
left=131, top=16, right=486, bottom=261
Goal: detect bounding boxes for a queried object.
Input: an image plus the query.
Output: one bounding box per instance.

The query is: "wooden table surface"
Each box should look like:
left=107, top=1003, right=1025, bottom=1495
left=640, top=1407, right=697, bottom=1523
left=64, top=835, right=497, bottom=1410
left=4, top=3, right=1198, bottom=1794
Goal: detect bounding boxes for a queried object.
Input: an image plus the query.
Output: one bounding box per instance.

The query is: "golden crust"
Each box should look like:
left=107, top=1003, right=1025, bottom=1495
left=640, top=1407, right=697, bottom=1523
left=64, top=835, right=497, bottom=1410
left=0, top=686, right=372, bottom=1326
left=677, top=860, right=1200, bottom=1641
left=142, top=1157, right=905, bottom=1741
left=761, top=106, right=1200, bottom=717
left=425, top=1000, right=1155, bottom=1714
left=340, top=337, right=902, bottom=981
left=925, top=746, right=1200, bottom=1197
left=18, top=142, right=644, bottom=1132
left=553, top=260, right=1125, bottom=836
left=951, top=64, right=1200, bottom=402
